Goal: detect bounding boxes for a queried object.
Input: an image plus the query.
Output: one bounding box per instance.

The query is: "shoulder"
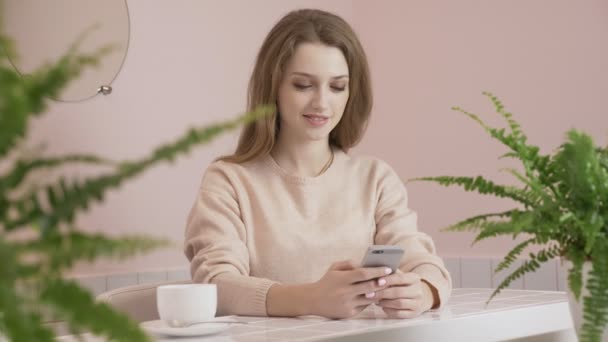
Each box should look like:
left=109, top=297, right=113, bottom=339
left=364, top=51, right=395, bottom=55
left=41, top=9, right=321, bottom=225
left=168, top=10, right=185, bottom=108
left=344, top=152, right=402, bottom=183
left=199, top=157, right=266, bottom=196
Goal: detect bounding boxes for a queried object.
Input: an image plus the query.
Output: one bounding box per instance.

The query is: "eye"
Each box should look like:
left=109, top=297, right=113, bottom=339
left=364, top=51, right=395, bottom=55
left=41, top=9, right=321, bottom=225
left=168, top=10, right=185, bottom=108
left=294, top=83, right=312, bottom=90
left=331, top=86, right=346, bottom=92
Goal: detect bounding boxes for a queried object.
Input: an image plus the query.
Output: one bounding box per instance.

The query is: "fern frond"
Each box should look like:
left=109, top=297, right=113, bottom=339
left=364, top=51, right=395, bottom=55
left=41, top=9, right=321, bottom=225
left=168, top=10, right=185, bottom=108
left=0, top=240, right=55, bottom=342
left=564, top=248, right=586, bottom=301
left=483, top=91, right=525, bottom=143
left=453, top=98, right=551, bottom=182
left=4, top=105, right=274, bottom=231
left=0, top=153, right=116, bottom=192
left=442, top=210, right=516, bottom=233
left=472, top=211, right=535, bottom=244
left=39, top=278, right=150, bottom=342
left=580, top=241, right=608, bottom=342
left=556, top=130, right=608, bottom=210
left=17, top=230, right=170, bottom=273
left=502, top=168, right=552, bottom=204
left=494, top=237, right=537, bottom=273
left=0, top=41, right=112, bottom=158
left=411, top=175, right=534, bottom=206
left=488, top=244, right=561, bottom=303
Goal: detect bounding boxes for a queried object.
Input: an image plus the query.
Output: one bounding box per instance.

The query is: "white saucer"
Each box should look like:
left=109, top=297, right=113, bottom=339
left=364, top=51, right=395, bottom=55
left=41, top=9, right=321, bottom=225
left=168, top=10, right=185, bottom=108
left=140, top=320, right=232, bottom=337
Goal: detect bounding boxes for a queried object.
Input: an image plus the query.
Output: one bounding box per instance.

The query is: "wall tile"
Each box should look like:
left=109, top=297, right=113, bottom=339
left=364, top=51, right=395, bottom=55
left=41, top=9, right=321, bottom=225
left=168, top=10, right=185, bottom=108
left=138, top=271, right=168, bottom=284
left=444, top=257, right=461, bottom=288
left=167, top=268, right=191, bottom=282
left=461, top=258, right=492, bottom=288
left=107, top=273, right=137, bottom=291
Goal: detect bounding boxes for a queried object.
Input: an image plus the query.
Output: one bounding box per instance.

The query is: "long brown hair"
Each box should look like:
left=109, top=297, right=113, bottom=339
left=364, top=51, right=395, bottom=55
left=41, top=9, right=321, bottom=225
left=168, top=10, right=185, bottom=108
left=218, top=9, right=373, bottom=164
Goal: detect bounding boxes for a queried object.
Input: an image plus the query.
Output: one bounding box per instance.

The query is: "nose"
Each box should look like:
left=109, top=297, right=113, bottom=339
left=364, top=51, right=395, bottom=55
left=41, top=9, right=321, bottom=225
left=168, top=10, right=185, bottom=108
left=311, top=87, right=329, bottom=112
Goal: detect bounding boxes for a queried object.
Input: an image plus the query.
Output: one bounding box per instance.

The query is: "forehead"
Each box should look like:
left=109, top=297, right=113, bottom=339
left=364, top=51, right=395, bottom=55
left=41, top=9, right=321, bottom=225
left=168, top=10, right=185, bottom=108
left=284, top=42, right=349, bottom=78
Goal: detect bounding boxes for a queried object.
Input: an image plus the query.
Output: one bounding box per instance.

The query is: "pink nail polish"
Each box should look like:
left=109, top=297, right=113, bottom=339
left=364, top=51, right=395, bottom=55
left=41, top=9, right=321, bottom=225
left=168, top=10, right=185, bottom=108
left=378, top=278, right=386, bottom=286
left=365, top=292, right=376, bottom=298
left=385, top=268, right=392, bottom=275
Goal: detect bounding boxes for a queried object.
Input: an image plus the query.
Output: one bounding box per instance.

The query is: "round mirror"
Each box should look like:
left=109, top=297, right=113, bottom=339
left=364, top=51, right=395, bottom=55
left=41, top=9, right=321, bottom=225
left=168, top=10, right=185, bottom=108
left=2, top=0, right=130, bottom=102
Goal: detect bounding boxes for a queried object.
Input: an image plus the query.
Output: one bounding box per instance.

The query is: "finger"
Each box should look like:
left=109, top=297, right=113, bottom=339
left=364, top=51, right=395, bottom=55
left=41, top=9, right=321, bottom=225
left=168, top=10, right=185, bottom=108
left=376, top=284, right=423, bottom=300
left=377, top=298, right=419, bottom=310
left=382, top=307, right=420, bottom=319
left=348, top=266, right=393, bottom=283
left=351, top=278, right=388, bottom=296
left=354, top=293, right=380, bottom=306
left=330, top=260, right=357, bottom=271
left=384, top=272, right=421, bottom=287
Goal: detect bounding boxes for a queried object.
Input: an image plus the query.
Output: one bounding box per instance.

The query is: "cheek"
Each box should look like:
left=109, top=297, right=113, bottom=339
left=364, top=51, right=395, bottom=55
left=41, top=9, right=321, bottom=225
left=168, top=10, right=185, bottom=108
left=333, top=92, right=350, bottom=113
left=279, top=92, right=309, bottom=116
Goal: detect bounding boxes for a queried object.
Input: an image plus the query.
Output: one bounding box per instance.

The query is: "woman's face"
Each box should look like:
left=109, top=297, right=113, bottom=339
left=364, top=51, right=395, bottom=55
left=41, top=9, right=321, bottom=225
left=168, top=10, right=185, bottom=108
left=277, top=42, right=350, bottom=143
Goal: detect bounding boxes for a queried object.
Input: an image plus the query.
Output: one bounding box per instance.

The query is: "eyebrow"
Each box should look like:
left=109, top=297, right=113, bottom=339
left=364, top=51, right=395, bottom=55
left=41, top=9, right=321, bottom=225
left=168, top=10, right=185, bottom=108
left=291, top=72, right=349, bottom=80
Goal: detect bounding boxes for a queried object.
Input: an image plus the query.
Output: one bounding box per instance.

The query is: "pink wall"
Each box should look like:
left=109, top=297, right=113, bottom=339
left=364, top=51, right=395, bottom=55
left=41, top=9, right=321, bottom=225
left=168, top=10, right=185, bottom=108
left=31, top=1, right=355, bottom=275
left=352, top=0, right=608, bottom=257
left=26, top=1, right=608, bottom=275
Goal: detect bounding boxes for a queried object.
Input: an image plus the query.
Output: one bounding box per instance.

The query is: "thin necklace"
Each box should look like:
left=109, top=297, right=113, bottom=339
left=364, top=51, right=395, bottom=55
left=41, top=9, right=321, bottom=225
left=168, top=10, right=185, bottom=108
left=316, top=149, right=334, bottom=176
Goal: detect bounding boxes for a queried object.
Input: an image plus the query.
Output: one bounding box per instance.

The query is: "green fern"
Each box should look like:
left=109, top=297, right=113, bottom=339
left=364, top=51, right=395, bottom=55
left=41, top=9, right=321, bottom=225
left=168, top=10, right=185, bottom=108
left=489, top=244, right=562, bottom=302
left=410, top=175, right=535, bottom=206
left=471, top=211, right=535, bottom=244
left=0, top=154, right=116, bottom=191
left=3, top=105, right=272, bottom=233
left=442, top=210, right=516, bottom=233
left=581, top=240, right=608, bottom=342
left=494, top=237, right=537, bottom=273
left=0, top=24, right=274, bottom=342
left=413, top=92, right=608, bottom=342
left=40, top=278, right=150, bottom=341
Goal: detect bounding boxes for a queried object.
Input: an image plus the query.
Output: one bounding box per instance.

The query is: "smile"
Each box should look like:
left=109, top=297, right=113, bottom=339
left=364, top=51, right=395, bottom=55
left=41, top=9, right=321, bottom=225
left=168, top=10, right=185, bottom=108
left=303, top=114, right=329, bottom=127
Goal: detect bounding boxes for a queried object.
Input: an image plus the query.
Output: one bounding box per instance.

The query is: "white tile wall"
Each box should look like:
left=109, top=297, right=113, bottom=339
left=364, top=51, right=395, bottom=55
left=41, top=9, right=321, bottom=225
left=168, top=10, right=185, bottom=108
left=460, top=258, right=492, bottom=288
left=69, top=268, right=190, bottom=298
left=106, top=273, right=138, bottom=291
left=69, top=257, right=566, bottom=300
left=167, top=268, right=191, bottom=282
left=137, top=270, right=168, bottom=284
left=444, top=257, right=461, bottom=288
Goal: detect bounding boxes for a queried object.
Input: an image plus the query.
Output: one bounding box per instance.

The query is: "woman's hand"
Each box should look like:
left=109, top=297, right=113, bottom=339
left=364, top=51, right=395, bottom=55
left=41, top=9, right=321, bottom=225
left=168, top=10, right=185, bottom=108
left=306, top=260, right=392, bottom=319
left=375, top=271, right=437, bottom=319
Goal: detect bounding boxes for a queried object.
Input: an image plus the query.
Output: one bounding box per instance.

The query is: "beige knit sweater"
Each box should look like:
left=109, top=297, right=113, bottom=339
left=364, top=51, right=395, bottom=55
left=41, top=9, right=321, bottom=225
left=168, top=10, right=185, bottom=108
left=184, top=148, right=452, bottom=316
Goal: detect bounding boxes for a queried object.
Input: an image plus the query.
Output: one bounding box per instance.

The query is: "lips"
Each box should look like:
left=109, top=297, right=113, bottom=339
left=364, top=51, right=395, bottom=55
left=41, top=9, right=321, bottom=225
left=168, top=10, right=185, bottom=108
left=303, top=114, right=329, bottom=127
left=303, top=114, right=329, bottom=119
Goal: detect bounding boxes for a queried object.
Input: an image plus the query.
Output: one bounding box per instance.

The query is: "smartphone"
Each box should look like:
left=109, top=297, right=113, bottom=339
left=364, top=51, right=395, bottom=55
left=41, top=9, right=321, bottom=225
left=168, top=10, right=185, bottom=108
left=360, top=245, right=404, bottom=274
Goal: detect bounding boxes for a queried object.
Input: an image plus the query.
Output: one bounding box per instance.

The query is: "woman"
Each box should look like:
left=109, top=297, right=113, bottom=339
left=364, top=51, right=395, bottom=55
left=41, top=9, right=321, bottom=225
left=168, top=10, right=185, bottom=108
left=185, top=8, right=451, bottom=319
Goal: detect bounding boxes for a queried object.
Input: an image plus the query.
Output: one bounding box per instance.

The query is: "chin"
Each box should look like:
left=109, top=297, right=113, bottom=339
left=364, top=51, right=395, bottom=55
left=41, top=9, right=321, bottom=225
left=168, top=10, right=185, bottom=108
left=304, top=130, right=332, bottom=141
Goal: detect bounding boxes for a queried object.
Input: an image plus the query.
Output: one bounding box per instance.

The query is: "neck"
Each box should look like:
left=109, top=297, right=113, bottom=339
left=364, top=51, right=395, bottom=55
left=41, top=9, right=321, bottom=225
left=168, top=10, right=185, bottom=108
left=271, top=136, right=333, bottom=177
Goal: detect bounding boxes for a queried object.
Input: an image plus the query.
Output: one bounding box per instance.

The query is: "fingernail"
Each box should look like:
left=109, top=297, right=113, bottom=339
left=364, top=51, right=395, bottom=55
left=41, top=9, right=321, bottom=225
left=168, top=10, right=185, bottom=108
left=365, top=292, right=376, bottom=298
left=378, top=278, right=386, bottom=286
left=385, top=268, right=392, bottom=275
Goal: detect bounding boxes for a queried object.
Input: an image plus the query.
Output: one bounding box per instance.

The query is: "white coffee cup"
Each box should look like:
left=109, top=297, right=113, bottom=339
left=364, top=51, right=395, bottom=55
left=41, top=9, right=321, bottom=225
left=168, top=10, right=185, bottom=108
left=156, top=284, right=217, bottom=326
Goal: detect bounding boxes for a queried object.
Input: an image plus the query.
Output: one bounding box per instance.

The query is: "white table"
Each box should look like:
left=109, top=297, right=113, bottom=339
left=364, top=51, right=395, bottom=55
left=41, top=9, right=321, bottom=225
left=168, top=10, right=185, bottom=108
left=58, top=288, right=577, bottom=342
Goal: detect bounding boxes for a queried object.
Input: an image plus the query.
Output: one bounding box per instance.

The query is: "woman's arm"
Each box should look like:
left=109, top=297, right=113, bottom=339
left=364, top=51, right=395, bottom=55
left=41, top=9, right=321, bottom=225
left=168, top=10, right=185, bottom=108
left=266, top=283, right=312, bottom=316
left=372, top=161, right=452, bottom=311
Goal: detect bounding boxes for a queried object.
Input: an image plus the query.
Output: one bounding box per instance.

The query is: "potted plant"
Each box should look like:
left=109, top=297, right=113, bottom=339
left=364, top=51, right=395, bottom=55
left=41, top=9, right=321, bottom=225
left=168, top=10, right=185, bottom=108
left=0, top=26, right=272, bottom=342
left=412, top=92, right=607, bottom=342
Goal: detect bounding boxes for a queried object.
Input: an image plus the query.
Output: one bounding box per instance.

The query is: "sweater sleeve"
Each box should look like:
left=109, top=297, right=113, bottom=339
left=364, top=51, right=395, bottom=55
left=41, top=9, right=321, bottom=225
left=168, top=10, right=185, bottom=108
left=184, top=163, right=277, bottom=316
left=373, top=161, right=452, bottom=308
